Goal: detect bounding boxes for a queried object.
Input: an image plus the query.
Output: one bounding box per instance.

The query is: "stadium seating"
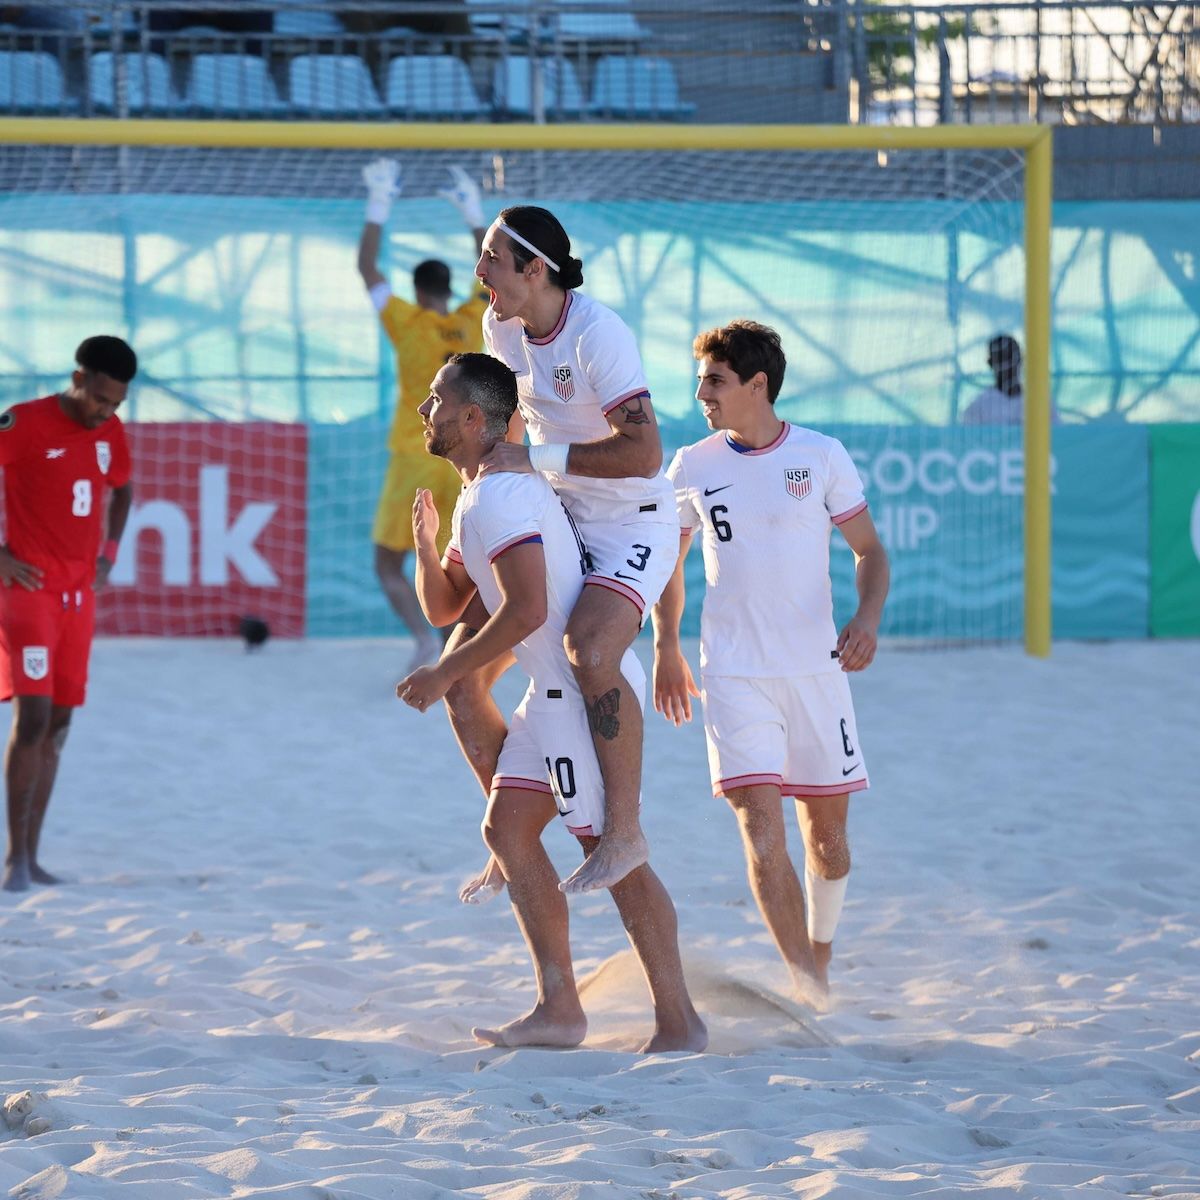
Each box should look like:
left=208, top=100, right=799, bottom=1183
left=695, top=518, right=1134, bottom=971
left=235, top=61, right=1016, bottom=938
left=466, top=0, right=535, bottom=42
left=89, top=51, right=180, bottom=114
left=493, top=55, right=586, bottom=119
left=188, top=53, right=288, bottom=116
left=0, top=49, right=68, bottom=112
left=384, top=55, right=486, bottom=119
left=552, top=0, right=647, bottom=44
left=590, top=56, right=694, bottom=119
left=289, top=54, right=384, bottom=115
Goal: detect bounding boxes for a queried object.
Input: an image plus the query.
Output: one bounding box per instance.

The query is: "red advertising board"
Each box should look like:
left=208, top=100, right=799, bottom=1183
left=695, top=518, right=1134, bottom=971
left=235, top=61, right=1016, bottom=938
left=95, top=423, right=307, bottom=637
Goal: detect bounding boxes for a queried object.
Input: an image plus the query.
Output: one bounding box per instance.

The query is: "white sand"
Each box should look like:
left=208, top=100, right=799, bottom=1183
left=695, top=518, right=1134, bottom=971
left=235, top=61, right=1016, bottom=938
left=1, top=637, right=1198, bottom=1199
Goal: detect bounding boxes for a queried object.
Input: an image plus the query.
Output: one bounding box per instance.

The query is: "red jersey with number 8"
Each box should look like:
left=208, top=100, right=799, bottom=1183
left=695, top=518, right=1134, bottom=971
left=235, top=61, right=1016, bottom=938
left=0, top=395, right=132, bottom=591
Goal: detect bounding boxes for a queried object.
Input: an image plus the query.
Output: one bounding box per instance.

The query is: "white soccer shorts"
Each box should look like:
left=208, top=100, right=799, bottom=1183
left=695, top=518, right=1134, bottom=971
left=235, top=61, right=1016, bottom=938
left=701, top=670, right=869, bottom=799
left=577, top=513, right=679, bottom=623
left=492, top=653, right=646, bottom=837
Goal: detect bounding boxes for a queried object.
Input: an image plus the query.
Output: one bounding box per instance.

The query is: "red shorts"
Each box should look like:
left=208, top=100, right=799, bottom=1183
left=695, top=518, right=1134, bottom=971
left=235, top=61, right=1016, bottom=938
left=0, top=587, right=95, bottom=707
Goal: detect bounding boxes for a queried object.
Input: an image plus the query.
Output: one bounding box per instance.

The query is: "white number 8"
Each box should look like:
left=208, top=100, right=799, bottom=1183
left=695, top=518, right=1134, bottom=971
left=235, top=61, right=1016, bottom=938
left=72, top=479, right=92, bottom=517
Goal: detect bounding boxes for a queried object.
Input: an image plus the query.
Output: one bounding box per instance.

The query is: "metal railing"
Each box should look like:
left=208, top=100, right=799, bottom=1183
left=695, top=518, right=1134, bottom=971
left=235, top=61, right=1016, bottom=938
left=0, top=1, right=1195, bottom=124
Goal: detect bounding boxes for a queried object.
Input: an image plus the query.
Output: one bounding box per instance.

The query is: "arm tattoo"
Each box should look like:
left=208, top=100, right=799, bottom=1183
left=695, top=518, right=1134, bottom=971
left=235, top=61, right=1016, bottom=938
left=586, top=688, right=621, bottom=740
left=619, top=396, right=651, bottom=426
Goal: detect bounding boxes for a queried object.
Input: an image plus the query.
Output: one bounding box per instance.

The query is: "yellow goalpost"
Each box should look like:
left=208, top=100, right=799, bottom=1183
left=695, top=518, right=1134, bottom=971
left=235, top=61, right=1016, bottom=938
left=0, top=119, right=1053, bottom=656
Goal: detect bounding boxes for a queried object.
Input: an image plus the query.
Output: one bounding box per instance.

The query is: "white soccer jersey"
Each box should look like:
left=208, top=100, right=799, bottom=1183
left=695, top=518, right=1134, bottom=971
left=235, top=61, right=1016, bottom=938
left=483, top=290, right=674, bottom=525
left=447, top=471, right=589, bottom=689
left=669, top=422, right=868, bottom=679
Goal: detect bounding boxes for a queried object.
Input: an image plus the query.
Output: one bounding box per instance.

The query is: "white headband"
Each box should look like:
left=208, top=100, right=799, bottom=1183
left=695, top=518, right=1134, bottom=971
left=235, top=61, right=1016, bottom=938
left=497, top=221, right=561, bottom=273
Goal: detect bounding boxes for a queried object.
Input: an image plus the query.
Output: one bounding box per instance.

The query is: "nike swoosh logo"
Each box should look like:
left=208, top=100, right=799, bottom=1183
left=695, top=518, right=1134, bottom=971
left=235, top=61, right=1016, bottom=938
left=704, top=484, right=732, bottom=496
left=842, top=764, right=860, bottom=776
left=614, top=571, right=637, bottom=582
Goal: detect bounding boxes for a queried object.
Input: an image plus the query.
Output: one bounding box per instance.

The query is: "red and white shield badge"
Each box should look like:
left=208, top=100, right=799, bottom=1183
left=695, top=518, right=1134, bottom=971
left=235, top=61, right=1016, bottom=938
left=785, top=467, right=811, bottom=500
left=552, top=364, right=574, bottom=401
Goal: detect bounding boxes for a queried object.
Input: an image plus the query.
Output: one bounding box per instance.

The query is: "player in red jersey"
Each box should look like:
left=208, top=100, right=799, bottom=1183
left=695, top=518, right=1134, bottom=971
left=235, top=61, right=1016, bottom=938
left=0, top=336, right=137, bottom=893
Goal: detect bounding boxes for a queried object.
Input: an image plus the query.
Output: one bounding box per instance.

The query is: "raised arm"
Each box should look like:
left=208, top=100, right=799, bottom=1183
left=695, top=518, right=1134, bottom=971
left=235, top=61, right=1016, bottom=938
left=411, top=488, right=475, bottom=627
left=398, top=541, right=548, bottom=712
left=357, top=158, right=401, bottom=291
left=651, top=531, right=698, bottom=725
left=438, top=164, right=487, bottom=258
left=835, top=509, right=890, bottom=672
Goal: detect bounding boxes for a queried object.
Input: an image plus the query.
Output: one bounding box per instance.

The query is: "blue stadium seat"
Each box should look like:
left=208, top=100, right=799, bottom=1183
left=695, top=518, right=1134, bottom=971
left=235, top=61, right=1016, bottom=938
left=188, top=53, right=287, bottom=115
left=590, top=56, right=694, bottom=119
left=89, top=51, right=180, bottom=114
left=384, top=55, right=486, bottom=119
left=493, top=56, right=585, bottom=119
left=0, top=50, right=68, bottom=111
left=553, top=1, right=647, bottom=43
left=273, top=6, right=345, bottom=37
left=289, top=55, right=384, bottom=115
left=466, top=0, right=534, bottom=42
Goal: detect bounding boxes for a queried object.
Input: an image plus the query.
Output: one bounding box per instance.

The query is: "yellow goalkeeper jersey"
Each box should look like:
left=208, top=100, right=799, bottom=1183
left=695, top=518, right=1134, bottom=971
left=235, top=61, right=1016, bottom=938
left=378, top=286, right=489, bottom=455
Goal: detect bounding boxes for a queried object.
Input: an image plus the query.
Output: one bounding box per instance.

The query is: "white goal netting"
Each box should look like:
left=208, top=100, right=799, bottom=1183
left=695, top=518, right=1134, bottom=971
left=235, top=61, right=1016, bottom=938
left=0, top=139, right=1029, bottom=640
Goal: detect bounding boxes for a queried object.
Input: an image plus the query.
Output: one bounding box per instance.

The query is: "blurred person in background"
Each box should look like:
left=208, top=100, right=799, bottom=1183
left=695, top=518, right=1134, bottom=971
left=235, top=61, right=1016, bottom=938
left=357, top=158, right=489, bottom=670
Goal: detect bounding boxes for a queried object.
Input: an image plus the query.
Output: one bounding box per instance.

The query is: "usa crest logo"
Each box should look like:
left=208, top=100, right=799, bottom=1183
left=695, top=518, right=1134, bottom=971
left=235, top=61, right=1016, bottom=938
left=22, top=646, right=48, bottom=681
left=785, top=467, right=812, bottom=500
left=552, top=364, right=574, bottom=401
left=96, top=440, right=111, bottom=474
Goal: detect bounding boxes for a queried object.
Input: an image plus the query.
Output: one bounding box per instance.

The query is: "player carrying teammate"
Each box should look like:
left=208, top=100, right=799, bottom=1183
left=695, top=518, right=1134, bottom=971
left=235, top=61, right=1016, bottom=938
left=446, top=206, right=678, bottom=896
left=652, top=320, right=890, bottom=996
left=0, top=336, right=137, bottom=893
left=358, top=158, right=489, bottom=670
left=396, top=353, right=706, bottom=1052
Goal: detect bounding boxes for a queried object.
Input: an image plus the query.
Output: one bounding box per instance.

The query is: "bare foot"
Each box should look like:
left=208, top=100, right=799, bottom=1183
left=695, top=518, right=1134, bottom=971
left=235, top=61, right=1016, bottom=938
left=472, top=1004, right=587, bottom=1049
left=3, top=857, right=31, bottom=893
left=788, top=951, right=831, bottom=1011
left=638, top=1011, right=708, bottom=1054
left=559, top=830, right=648, bottom=894
left=29, top=863, right=64, bottom=886
left=460, top=856, right=506, bottom=905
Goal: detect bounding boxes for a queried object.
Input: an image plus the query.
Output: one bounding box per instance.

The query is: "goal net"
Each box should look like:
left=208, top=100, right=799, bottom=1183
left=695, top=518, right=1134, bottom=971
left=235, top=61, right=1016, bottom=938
left=0, top=128, right=1043, bottom=645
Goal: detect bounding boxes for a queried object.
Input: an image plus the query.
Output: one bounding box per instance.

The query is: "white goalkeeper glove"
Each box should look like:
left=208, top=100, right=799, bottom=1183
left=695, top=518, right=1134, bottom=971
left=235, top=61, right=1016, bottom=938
left=363, top=157, right=401, bottom=226
left=438, top=164, right=485, bottom=229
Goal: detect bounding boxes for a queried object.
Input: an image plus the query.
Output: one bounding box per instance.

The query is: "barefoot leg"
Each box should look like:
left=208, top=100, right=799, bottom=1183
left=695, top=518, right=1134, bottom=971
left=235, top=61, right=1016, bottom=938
left=559, top=588, right=649, bottom=895
left=796, top=792, right=851, bottom=996
left=472, top=788, right=587, bottom=1049
left=598, top=850, right=707, bottom=1053
left=727, top=784, right=820, bottom=992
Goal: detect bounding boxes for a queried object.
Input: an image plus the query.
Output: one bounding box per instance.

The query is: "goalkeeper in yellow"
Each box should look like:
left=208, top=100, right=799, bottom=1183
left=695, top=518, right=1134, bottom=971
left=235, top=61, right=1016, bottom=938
left=357, top=159, right=489, bottom=669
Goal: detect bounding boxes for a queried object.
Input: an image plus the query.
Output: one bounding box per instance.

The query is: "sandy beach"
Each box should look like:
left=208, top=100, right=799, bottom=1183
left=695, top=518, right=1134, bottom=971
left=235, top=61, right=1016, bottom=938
left=1, top=636, right=1197, bottom=1199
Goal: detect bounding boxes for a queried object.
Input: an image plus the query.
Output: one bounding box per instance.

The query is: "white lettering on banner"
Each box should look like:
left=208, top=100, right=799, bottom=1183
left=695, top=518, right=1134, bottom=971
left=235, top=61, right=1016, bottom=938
left=1191, top=490, right=1200, bottom=562
left=199, top=466, right=279, bottom=586
left=110, top=500, right=191, bottom=586
left=849, top=448, right=1057, bottom=498
left=109, top=467, right=279, bottom=587
left=873, top=504, right=940, bottom=550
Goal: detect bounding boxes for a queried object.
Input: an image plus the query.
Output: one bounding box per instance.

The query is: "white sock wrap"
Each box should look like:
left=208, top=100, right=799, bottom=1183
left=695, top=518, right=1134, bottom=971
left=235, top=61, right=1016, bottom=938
left=528, top=442, right=571, bottom=475
left=805, top=869, right=848, bottom=944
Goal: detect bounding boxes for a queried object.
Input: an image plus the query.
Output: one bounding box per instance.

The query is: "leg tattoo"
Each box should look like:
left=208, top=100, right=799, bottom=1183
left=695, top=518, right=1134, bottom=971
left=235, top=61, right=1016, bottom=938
left=586, top=688, right=621, bottom=741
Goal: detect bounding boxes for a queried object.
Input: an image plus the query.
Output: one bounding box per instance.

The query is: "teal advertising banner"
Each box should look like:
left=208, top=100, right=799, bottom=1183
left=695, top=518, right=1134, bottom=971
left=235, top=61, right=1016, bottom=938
left=1150, top=424, right=1200, bottom=637
left=308, top=424, right=1150, bottom=642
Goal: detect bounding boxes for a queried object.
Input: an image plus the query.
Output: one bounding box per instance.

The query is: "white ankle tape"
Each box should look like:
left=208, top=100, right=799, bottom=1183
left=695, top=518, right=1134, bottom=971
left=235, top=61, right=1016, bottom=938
left=805, top=869, right=848, bottom=943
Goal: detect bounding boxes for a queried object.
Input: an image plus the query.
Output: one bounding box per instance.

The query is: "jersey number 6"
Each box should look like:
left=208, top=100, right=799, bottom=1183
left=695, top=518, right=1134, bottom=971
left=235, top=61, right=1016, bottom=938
left=709, top=504, right=732, bottom=542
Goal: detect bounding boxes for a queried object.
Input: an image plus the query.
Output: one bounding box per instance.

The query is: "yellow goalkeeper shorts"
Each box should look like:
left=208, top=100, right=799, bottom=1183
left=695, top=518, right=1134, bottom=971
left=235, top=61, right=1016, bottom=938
left=372, top=451, right=460, bottom=554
